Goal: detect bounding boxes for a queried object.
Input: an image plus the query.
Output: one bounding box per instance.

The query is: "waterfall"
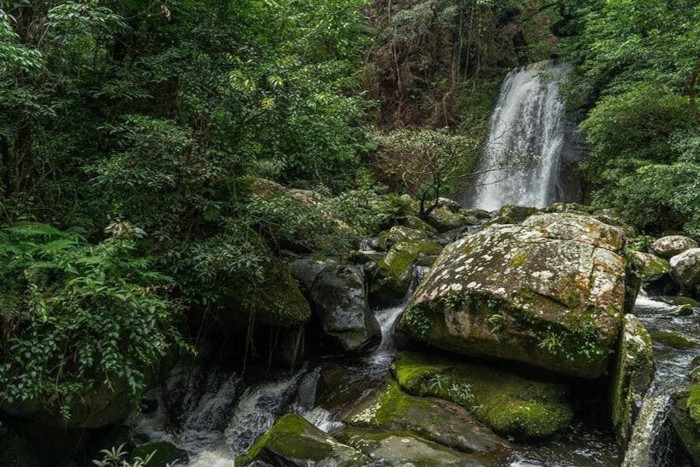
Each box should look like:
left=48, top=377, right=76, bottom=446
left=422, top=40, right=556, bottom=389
left=469, top=61, right=578, bottom=211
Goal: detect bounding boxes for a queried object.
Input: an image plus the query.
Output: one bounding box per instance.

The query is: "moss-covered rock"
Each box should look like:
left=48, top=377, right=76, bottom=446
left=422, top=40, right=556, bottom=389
left=611, top=315, right=655, bottom=445
left=399, top=215, right=439, bottom=235
left=495, top=205, right=540, bottom=223
left=0, top=425, right=40, bottom=467
left=671, top=388, right=700, bottom=465
left=392, top=351, right=573, bottom=441
left=222, top=230, right=311, bottom=328
left=376, top=225, right=430, bottom=251
left=130, top=441, right=188, bottom=467
left=236, top=414, right=368, bottom=466
left=343, top=380, right=505, bottom=452
left=424, top=200, right=482, bottom=233
left=398, top=212, right=631, bottom=378
left=370, top=239, right=443, bottom=307
left=635, top=252, right=672, bottom=284
left=650, top=331, right=698, bottom=349
left=337, top=428, right=486, bottom=466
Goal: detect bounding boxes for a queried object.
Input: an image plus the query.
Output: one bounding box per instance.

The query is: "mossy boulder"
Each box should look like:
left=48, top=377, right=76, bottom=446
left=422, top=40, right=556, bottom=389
left=0, top=425, right=40, bottom=467
left=398, top=212, right=631, bottom=378
left=376, top=225, right=430, bottom=251
left=392, top=351, right=573, bottom=441
left=650, top=331, right=698, bottom=349
left=611, top=315, right=655, bottom=445
left=494, top=204, right=540, bottom=223
left=671, top=388, right=700, bottom=465
left=337, top=428, right=486, bottom=466
left=651, top=235, right=698, bottom=259
left=236, top=414, right=369, bottom=466
left=223, top=231, right=311, bottom=328
left=671, top=248, right=700, bottom=297
left=130, top=441, right=188, bottom=467
left=370, top=239, right=443, bottom=307
left=399, top=215, right=439, bottom=235
left=635, top=252, right=672, bottom=284
left=424, top=199, right=481, bottom=233
left=343, top=380, right=505, bottom=452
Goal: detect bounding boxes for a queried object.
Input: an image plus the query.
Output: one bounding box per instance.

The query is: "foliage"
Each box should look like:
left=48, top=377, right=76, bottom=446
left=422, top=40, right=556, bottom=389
left=564, top=0, right=700, bottom=237
left=92, top=444, right=154, bottom=467
left=0, top=222, right=187, bottom=420
left=372, top=129, right=479, bottom=216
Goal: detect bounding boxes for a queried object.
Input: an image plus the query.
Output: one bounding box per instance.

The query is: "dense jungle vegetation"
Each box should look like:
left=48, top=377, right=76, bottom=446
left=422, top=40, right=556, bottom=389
left=0, top=0, right=698, bottom=443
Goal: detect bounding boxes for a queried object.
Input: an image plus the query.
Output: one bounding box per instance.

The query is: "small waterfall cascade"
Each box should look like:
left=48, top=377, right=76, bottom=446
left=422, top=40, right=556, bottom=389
left=132, top=265, right=428, bottom=465
left=623, top=291, right=700, bottom=466
left=470, top=61, right=577, bottom=211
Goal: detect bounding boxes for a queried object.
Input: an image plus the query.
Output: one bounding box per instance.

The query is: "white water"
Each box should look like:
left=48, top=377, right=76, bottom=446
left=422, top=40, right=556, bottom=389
left=132, top=265, right=428, bottom=465
left=472, top=61, right=571, bottom=211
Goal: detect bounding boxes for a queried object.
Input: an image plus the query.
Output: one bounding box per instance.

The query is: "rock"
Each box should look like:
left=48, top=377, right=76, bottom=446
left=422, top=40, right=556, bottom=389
left=635, top=252, right=672, bottom=284
left=130, top=441, right=188, bottom=467
left=343, top=380, right=505, bottom=453
left=670, top=248, right=700, bottom=296
left=665, top=304, right=694, bottom=317
left=0, top=426, right=40, bottom=467
left=222, top=230, right=311, bottom=328
left=463, top=208, right=492, bottom=220
left=288, top=256, right=333, bottom=292
left=398, top=212, right=631, bottom=378
left=399, top=215, right=439, bottom=235
left=611, top=315, right=655, bottom=445
left=2, top=380, right=132, bottom=429
left=650, top=331, right=698, bottom=349
left=651, top=235, right=698, bottom=259
left=307, top=263, right=381, bottom=353
left=495, top=205, right=540, bottom=223
left=236, top=414, right=369, bottom=466
left=392, top=352, right=573, bottom=441
left=671, top=387, right=700, bottom=465
left=337, top=428, right=486, bottom=466
left=426, top=203, right=481, bottom=233
left=377, top=225, right=429, bottom=251
left=370, top=240, right=442, bottom=308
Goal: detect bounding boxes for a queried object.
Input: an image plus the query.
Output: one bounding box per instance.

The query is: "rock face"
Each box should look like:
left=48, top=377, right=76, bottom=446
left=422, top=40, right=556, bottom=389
left=398, top=212, right=632, bottom=378
left=343, top=380, right=505, bottom=453
left=671, top=386, right=700, bottom=466
left=237, top=414, right=369, bottom=466
left=611, top=315, right=655, bottom=445
left=337, top=428, right=485, bottom=466
left=393, top=352, right=573, bottom=441
left=671, top=248, right=700, bottom=297
left=651, top=235, right=698, bottom=259
left=308, top=262, right=381, bottom=352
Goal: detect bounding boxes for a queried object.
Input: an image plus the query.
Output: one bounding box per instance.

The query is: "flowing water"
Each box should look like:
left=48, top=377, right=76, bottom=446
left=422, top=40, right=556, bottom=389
left=468, top=61, right=578, bottom=211
left=622, top=291, right=700, bottom=467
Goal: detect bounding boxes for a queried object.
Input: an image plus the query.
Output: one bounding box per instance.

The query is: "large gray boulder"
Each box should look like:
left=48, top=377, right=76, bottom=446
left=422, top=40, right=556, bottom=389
left=398, top=212, right=633, bottom=378
left=290, top=258, right=380, bottom=352
left=670, top=248, right=700, bottom=297
left=651, top=235, right=698, bottom=259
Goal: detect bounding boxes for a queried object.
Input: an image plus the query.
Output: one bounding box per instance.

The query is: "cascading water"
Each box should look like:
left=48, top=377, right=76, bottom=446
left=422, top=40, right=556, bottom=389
left=468, top=61, right=581, bottom=211
left=623, top=291, right=700, bottom=467
left=132, top=265, right=428, bottom=465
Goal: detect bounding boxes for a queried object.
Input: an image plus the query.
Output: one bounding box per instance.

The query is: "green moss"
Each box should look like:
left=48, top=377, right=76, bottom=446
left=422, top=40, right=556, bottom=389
left=671, top=391, right=700, bottom=465
left=393, top=352, right=573, bottom=441
left=237, top=414, right=366, bottom=466
left=509, top=252, right=528, bottom=267
left=651, top=331, right=698, bottom=349
left=371, top=240, right=442, bottom=302
left=689, top=384, right=700, bottom=425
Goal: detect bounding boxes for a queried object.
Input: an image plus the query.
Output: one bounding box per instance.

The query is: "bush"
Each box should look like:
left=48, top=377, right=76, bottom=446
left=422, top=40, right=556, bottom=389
left=0, top=223, right=187, bottom=420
